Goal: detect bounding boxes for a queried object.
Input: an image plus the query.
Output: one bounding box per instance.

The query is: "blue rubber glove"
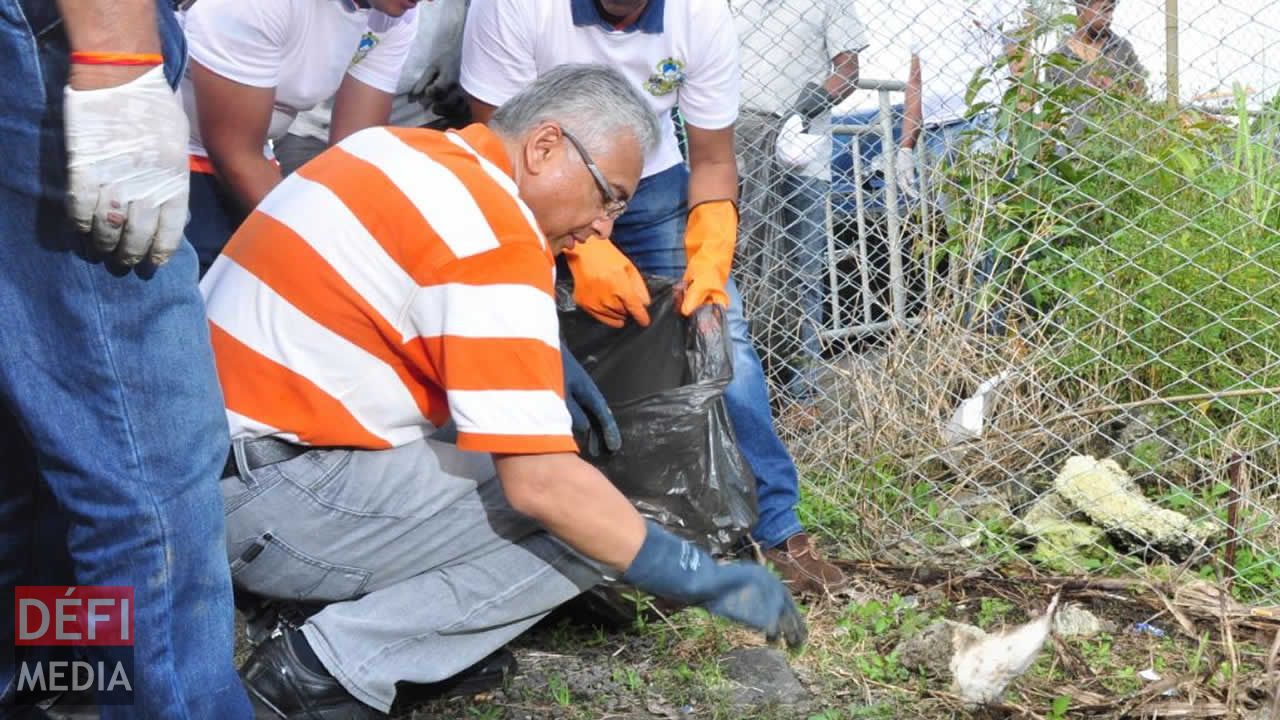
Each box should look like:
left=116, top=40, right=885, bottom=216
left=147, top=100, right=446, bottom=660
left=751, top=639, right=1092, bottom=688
left=622, top=521, right=807, bottom=648
left=561, top=341, right=623, bottom=456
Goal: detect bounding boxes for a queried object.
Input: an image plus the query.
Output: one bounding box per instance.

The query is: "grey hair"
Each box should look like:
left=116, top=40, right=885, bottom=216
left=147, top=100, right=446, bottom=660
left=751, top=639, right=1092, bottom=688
left=490, top=64, right=661, bottom=157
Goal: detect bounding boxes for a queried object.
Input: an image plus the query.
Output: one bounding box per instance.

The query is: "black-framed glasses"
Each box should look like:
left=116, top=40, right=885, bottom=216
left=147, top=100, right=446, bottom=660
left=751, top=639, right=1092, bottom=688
left=561, top=129, right=628, bottom=220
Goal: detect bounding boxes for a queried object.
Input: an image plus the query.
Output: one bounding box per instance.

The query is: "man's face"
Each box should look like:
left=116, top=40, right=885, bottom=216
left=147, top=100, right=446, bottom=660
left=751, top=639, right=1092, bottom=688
left=367, top=0, right=417, bottom=17
left=516, top=123, right=644, bottom=254
left=1078, top=0, right=1116, bottom=36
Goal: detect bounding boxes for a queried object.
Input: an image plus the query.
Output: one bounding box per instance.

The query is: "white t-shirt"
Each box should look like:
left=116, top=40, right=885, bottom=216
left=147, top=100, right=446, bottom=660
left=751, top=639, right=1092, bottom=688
left=731, top=0, right=868, bottom=116
left=180, top=0, right=417, bottom=158
left=288, top=0, right=467, bottom=141
left=906, top=0, right=1024, bottom=126
left=460, top=0, right=740, bottom=179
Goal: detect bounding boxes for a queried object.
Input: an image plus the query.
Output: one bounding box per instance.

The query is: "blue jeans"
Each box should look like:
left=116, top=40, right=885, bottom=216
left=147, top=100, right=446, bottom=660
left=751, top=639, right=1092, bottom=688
left=779, top=173, right=829, bottom=401
left=0, top=3, right=251, bottom=717
left=920, top=113, right=996, bottom=168
left=610, top=163, right=803, bottom=549
left=188, top=170, right=244, bottom=277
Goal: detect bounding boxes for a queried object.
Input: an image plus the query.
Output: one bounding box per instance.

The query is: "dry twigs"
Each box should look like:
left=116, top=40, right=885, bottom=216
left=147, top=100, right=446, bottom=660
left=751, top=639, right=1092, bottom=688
left=835, top=561, right=1280, bottom=636
left=1269, top=629, right=1280, bottom=720
left=826, top=560, right=1280, bottom=716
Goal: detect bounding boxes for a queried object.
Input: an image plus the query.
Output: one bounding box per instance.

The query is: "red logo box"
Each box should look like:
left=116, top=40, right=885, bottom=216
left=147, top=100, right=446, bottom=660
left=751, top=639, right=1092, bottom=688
left=15, top=586, right=134, bottom=646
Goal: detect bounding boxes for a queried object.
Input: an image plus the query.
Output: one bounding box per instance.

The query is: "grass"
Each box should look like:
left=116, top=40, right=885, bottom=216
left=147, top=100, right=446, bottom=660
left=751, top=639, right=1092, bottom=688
left=547, top=673, right=572, bottom=707
left=406, top=569, right=1274, bottom=719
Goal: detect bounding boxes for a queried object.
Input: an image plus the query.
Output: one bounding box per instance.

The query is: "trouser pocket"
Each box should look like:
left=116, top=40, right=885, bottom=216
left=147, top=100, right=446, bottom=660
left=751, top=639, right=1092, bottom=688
left=230, top=532, right=371, bottom=602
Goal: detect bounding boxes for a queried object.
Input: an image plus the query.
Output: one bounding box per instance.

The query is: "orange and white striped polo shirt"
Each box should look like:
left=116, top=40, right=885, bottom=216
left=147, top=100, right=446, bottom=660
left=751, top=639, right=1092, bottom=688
left=200, top=124, right=576, bottom=455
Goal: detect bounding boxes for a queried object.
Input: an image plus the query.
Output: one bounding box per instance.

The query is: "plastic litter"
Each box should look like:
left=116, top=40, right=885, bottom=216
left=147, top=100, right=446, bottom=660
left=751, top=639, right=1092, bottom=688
left=938, top=370, right=1012, bottom=466
left=1133, top=622, right=1166, bottom=638
left=950, top=592, right=1061, bottom=706
left=555, top=277, right=758, bottom=626
left=1138, top=668, right=1178, bottom=696
left=941, top=370, right=1012, bottom=446
left=558, top=276, right=758, bottom=555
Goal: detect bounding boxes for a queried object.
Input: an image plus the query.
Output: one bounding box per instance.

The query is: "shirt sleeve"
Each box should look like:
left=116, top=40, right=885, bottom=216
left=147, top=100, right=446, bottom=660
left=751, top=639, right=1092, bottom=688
left=826, top=0, right=869, bottom=57
left=412, top=242, right=577, bottom=455
left=347, top=10, right=418, bottom=93
left=184, top=0, right=291, bottom=88
left=1113, top=38, right=1148, bottom=87
left=460, top=0, right=538, bottom=108
left=678, top=0, right=740, bottom=131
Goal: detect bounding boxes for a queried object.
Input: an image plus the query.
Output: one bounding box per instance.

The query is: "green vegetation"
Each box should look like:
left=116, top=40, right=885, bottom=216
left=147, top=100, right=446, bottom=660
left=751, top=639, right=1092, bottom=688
left=546, top=673, right=572, bottom=707
left=1032, top=105, right=1280, bottom=433
left=948, top=84, right=1280, bottom=439
left=919, top=50, right=1280, bottom=604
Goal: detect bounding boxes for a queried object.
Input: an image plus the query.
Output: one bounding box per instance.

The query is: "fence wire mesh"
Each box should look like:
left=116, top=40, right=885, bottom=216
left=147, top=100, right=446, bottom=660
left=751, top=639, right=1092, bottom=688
left=734, top=0, right=1280, bottom=610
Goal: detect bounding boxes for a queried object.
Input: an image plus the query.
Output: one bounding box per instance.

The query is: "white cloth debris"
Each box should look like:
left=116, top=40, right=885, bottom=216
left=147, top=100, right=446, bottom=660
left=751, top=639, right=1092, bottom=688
left=951, top=592, right=1060, bottom=705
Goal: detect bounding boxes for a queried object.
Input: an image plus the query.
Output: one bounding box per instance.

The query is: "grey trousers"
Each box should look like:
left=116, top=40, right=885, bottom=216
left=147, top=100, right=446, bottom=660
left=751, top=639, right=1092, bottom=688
left=221, top=437, right=604, bottom=712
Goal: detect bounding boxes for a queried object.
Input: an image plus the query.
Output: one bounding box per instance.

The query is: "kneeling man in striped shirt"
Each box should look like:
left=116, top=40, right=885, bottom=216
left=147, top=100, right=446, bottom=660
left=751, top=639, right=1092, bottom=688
left=201, top=64, right=805, bottom=719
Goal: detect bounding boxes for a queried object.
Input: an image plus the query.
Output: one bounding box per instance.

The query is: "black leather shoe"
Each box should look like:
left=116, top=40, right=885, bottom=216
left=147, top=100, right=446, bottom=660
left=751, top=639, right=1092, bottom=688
left=236, top=588, right=325, bottom=646
left=389, top=648, right=517, bottom=714
left=241, top=633, right=384, bottom=720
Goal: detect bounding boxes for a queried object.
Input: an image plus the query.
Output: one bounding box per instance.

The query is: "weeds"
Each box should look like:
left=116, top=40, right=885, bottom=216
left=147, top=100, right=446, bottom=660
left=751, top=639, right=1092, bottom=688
left=464, top=705, right=503, bottom=720
left=974, top=596, right=1016, bottom=629
left=1231, top=83, right=1280, bottom=224
left=546, top=673, right=572, bottom=707
left=611, top=667, right=645, bottom=693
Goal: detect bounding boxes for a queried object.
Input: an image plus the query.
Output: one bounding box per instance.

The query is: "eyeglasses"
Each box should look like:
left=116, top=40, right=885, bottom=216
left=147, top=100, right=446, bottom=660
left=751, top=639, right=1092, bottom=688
left=560, top=129, right=628, bottom=220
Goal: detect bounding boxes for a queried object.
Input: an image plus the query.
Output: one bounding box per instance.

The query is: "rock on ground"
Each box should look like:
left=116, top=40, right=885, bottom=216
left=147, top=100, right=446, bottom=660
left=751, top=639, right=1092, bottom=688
left=1052, top=602, right=1114, bottom=639
left=718, top=647, right=809, bottom=709
left=1054, top=455, right=1216, bottom=554
left=892, top=619, right=984, bottom=679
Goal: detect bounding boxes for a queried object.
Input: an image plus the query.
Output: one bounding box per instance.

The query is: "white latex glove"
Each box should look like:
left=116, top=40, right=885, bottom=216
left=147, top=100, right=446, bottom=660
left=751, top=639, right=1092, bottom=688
left=775, top=114, right=830, bottom=180
left=64, top=65, right=190, bottom=266
left=895, top=145, right=919, bottom=201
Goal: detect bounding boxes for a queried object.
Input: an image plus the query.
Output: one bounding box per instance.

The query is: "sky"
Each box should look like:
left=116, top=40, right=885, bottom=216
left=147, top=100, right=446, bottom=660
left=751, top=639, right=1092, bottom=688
left=838, top=0, right=1279, bottom=113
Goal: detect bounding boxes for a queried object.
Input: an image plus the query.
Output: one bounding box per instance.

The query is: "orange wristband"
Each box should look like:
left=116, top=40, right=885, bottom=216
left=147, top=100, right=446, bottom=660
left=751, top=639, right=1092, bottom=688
left=69, top=51, right=164, bottom=67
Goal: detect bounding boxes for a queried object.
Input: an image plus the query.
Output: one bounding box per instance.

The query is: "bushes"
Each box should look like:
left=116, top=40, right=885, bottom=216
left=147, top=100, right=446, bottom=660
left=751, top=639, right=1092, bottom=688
left=1039, top=108, right=1280, bottom=432
left=949, top=99, right=1280, bottom=437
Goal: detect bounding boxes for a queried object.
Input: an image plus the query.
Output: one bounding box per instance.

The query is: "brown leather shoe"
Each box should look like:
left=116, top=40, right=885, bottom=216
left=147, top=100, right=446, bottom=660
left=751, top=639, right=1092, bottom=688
left=762, top=533, right=847, bottom=597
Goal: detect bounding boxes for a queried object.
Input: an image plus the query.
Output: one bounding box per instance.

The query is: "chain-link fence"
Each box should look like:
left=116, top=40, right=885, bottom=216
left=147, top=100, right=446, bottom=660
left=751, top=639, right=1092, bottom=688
left=735, top=0, right=1280, bottom=619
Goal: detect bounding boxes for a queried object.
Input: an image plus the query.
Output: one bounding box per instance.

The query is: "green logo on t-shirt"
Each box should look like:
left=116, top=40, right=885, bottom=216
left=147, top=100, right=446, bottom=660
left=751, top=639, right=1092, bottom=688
left=644, top=57, right=686, bottom=96
left=350, top=32, right=380, bottom=67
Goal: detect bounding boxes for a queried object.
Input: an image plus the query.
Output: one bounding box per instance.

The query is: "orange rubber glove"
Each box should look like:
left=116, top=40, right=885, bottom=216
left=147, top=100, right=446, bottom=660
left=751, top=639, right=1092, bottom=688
left=563, top=237, right=652, bottom=328
left=679, top=199, right=737, bottom=316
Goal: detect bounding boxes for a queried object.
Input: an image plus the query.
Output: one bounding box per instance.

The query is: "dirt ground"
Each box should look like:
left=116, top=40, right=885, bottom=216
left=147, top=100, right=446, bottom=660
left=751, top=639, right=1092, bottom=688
left=232, top=564, right=1279, bottom=720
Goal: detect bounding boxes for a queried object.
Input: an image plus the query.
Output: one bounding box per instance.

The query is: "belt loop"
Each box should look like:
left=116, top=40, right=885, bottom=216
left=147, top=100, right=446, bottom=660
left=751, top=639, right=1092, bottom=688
left=231, top=438, right=257, bottom=488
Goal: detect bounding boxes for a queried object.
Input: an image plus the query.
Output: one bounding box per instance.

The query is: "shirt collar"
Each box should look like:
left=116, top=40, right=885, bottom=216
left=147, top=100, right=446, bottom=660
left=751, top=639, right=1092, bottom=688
left=570, top=0, right=665, bottom=34
left=452, top=124, right=515, bottom=179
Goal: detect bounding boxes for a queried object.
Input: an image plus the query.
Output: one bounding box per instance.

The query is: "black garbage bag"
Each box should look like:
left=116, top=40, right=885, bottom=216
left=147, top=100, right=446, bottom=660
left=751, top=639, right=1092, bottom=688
left=552, top=277, right=758, bottom=628
left=558, top=277, right=757, bottom=555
